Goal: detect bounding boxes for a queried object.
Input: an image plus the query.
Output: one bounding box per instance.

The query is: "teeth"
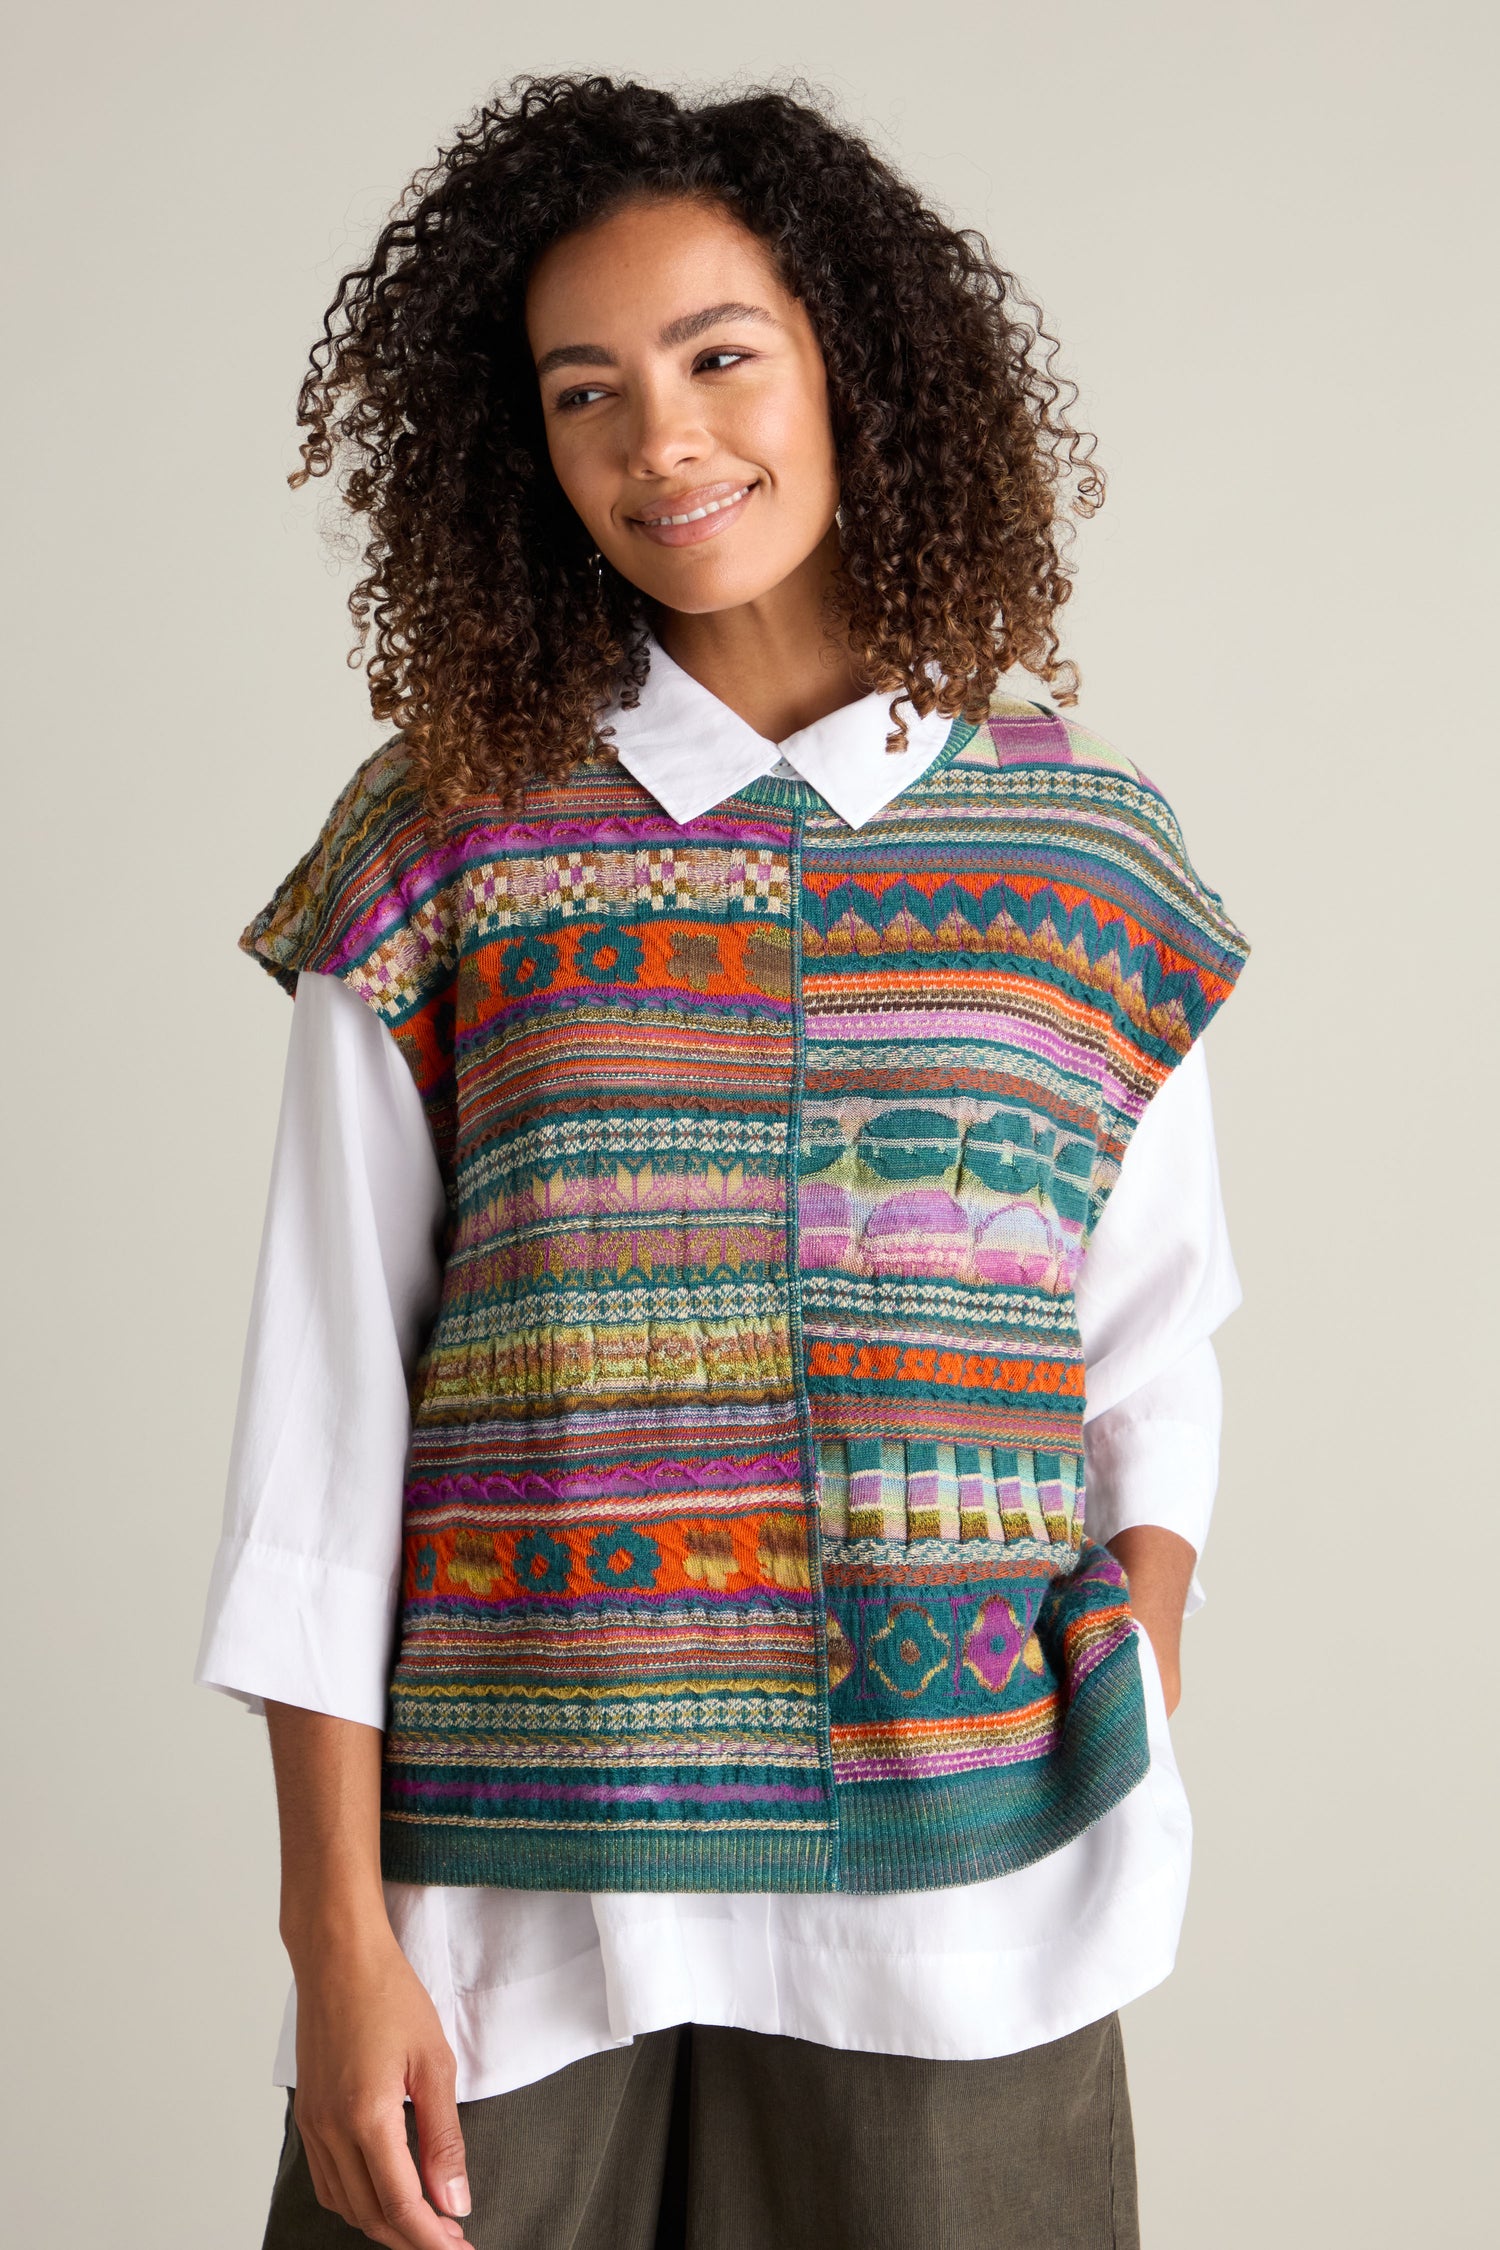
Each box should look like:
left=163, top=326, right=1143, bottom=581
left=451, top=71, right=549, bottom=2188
left=647, top=484, right=752, bottom=526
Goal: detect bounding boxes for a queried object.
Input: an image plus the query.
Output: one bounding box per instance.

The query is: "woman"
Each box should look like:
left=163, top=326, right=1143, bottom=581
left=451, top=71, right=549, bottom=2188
left=197, top=72, right=1247, bottom=2250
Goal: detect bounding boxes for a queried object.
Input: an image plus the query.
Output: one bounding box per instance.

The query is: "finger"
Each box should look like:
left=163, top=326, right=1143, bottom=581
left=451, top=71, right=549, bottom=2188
left=296, top=2107, right=356, bottom=2227
left=301, top=2134, right=345, bottom=2222
left=322, top=2130, right=399, bottom=2243
left=358, top=2106, right=472, bottom=2250
left=410, top=2051, right=471, bottom=2223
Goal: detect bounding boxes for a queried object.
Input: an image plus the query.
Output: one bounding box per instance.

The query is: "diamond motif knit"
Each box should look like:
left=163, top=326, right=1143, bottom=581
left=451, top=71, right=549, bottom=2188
left=240, top=694, right=1248, bottom=1893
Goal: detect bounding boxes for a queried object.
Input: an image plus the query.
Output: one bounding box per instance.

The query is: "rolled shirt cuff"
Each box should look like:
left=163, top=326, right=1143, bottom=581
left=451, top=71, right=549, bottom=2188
left=1082, top=1417, right=1219, bottom=1617
left=193, top=1535, right=399, bottom=1730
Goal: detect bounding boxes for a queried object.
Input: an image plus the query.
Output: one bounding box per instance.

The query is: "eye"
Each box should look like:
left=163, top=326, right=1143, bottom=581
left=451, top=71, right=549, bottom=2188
left=554, top=383, right=611, bottom=412
left=552, top=350, right=750, bottom=410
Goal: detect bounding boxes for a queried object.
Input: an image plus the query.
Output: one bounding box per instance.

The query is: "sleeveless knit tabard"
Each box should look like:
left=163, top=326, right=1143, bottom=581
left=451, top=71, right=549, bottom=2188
left=241, top=695, right=1248, bottom=1893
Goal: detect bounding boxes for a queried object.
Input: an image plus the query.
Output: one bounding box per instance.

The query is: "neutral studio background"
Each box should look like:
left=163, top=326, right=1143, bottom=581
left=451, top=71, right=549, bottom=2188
left=4, top=3, right=1494, bottom=2242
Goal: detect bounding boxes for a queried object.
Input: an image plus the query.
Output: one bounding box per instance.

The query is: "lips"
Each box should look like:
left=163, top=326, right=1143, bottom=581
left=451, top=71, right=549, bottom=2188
left=637, top=481, right=756, bottom=525
left=629, top=480, right=759, bottom=549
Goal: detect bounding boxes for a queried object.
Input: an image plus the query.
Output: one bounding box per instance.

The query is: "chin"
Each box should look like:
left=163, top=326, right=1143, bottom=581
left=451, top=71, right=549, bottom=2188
left=637, top=554, right=800, bottom=615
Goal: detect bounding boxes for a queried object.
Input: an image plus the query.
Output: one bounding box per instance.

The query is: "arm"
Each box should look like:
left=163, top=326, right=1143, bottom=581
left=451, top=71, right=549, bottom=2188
left=196, top=970, right=471, bottom=2248
left=265, top=1702, right=472, bottom=2246
left=1075, top=1042, right=1242, bottom=1715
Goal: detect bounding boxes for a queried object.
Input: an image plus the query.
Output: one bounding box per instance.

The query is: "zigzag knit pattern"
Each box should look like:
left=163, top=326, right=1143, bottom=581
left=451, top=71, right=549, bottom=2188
left=241, top=694, right=1247, bottom=1892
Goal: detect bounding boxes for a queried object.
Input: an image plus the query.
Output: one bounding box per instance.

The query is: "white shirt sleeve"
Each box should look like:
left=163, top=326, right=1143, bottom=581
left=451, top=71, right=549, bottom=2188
left=1076, top=1041, right=1242, bottom=1614
left=193, top=969, right=446, bottom=1726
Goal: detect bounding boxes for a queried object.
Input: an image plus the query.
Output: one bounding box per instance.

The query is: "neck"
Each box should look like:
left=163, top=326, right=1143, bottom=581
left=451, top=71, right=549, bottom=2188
left=651, top=528, right=865, bottom=743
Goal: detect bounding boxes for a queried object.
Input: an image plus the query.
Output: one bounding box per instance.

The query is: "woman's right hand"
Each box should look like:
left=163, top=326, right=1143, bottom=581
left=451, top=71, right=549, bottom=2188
left=290, top=1921, right=473, bottom=2250
left=262, top=1701, right=473, bottom=2250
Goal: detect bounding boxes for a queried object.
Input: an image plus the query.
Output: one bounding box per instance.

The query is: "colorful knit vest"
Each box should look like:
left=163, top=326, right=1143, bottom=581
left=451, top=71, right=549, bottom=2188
left=241, top=694, right=1247, bottom=1892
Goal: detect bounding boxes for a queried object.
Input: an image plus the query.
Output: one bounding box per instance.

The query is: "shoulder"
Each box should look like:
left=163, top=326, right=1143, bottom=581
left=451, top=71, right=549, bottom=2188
left=292, top=733, right=429, bottom=884
left=1052, top=712, right=1149, bottom=785
left=238, top=735, right=452, bottom=1000
left=959, top=685, right=1205, bottom=860
left=952, top=687, right=1148, bottom=786
left=952, top=683, right=1250, bottom=1021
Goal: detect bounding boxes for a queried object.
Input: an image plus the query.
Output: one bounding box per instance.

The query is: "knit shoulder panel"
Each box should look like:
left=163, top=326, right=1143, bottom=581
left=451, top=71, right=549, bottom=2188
left=940, top=693, right=1248, bottom=1244
left=1061, top=710, right=1249, bottom=1054
left=1054, top=713, right=1145, bottom=780
left=238, top=735, right=459, bottom=1180
left=957, top=696, right=1249, bottom=1054
left=1078, top=715, right=1243, bottom=1011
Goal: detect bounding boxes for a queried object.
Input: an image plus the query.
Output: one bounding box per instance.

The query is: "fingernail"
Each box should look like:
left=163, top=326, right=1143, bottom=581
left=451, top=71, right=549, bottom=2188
left=445, top=2177, right=472, bottom=2217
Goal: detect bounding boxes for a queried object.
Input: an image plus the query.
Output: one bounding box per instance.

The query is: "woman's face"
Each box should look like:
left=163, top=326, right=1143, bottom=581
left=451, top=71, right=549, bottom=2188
left=525, top=195, right=841, bottom=617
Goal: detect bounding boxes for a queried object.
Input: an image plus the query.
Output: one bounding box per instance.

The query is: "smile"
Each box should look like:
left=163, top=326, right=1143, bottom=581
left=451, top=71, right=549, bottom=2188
left=630, top=482, right=758, bottom=547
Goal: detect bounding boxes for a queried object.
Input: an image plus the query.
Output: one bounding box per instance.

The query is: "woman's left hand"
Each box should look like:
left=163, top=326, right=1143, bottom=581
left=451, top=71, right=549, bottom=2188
left=1104, top=1524, right=1197, bottom=1717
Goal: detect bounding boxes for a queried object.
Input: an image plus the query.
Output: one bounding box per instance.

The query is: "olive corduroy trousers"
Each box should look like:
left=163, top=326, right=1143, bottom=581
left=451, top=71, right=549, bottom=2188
left=261, top=2011, right=1140, bottom=2250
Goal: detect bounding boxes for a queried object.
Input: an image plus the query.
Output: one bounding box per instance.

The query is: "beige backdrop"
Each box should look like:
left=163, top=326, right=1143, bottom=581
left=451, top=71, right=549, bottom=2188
left=5, top=2, right=1494, bottom=2242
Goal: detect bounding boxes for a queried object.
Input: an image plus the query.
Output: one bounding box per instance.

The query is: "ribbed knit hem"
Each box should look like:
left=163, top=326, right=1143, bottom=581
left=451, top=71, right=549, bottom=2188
left=377, top=1634, right=1148, bottom=1895
left=379, top=1818, right=839, bottom=1893
left=834, top=1634, right=1151, bottom=1891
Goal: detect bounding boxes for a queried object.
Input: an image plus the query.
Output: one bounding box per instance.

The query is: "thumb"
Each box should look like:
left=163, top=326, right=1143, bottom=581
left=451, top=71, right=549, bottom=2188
left=410, top=2044, right=470, bottom=2221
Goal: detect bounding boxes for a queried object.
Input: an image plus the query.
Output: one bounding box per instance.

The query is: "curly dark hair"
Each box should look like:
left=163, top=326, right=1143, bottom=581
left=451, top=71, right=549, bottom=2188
left=294, top=72, right=1104, bottom=810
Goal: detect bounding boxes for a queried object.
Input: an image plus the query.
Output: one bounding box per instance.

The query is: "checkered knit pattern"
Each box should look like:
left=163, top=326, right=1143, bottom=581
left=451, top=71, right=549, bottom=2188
left=240, top=694, right=1247, bottom=1893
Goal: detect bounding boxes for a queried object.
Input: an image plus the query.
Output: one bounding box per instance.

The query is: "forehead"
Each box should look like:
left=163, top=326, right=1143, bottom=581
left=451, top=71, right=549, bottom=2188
left=524, top=196, right=788, bottom=346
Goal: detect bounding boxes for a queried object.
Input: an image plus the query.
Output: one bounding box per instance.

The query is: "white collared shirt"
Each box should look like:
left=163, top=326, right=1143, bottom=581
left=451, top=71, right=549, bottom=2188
left=196, top=645, right=1240, bottom=2099
left=606, top=632, right=957, bottom=827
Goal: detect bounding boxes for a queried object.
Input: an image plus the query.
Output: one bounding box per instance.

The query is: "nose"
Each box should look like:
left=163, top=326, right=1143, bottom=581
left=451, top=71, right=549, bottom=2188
left=624, top=371, right=709, bottom=482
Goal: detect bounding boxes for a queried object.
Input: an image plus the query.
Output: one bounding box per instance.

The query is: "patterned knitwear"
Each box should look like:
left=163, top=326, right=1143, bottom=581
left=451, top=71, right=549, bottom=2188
left=240, top=693, right=1248, bottom=1894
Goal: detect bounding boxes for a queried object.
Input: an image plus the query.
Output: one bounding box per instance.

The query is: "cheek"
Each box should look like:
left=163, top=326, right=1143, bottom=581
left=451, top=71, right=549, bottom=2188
left=739, top=379, right=837, bottom=501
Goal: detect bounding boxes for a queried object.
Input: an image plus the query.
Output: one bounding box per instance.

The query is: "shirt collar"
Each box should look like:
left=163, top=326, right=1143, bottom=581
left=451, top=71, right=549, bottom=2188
left=600, top=631, right=962, bottom=830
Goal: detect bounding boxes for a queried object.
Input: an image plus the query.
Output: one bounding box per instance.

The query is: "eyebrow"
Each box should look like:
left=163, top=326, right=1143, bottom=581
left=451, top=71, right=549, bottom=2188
left=534, top=301, right=777, bottom=381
